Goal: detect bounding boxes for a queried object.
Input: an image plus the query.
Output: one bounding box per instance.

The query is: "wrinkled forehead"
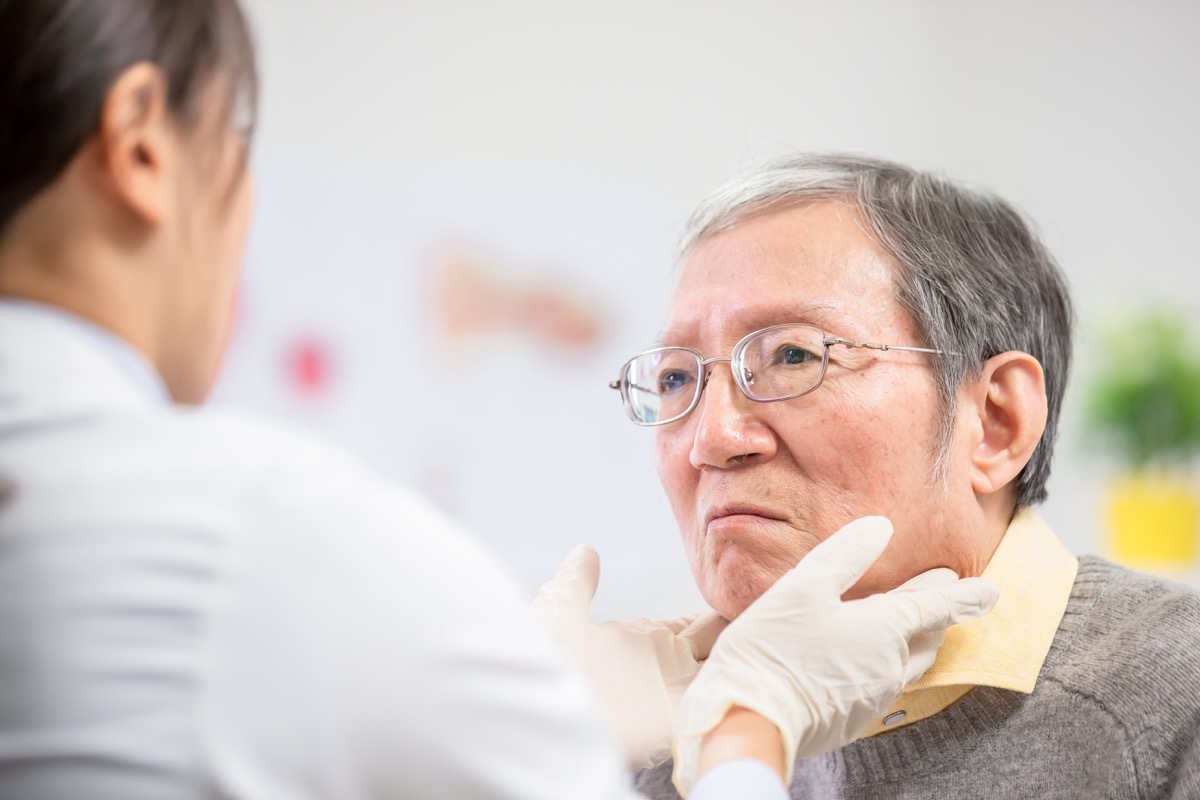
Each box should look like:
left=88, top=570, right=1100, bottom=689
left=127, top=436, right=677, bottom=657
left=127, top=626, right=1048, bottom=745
left=657, top=301, right=857, bottom=349
left=662, top=201, right=908, bottom=347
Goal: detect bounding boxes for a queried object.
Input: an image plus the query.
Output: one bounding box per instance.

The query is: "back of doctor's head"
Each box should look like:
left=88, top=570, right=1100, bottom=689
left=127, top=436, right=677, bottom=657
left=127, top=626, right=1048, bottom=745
left=0, top=0, right=258, bottom=236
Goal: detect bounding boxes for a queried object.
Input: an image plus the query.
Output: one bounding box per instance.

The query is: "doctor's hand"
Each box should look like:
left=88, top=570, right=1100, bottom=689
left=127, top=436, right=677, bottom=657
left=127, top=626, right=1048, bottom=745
left=531, top=545, right=727, bottom=770
left=673, top=516, right=1000, bottom=796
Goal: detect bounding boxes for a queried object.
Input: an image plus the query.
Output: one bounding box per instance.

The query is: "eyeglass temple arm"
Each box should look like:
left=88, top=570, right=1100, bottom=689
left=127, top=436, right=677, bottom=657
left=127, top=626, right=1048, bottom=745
left=612, top=380, right=672, bottom=395
left=825, top=336, right=956, bottom=356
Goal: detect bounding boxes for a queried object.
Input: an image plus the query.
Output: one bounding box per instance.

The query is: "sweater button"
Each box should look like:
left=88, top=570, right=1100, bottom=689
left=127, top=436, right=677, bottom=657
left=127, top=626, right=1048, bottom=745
left=882, top=711, right=907, bottom=726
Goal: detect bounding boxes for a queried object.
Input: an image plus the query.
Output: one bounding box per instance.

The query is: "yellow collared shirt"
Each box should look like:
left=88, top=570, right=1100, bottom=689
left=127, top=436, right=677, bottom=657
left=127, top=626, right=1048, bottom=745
left=861, top=509, right=1079, bottom=737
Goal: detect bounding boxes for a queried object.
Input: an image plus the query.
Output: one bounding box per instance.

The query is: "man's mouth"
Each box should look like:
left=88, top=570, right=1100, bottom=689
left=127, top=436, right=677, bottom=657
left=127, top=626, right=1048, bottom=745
left=703, top=503, right=787, bottom=531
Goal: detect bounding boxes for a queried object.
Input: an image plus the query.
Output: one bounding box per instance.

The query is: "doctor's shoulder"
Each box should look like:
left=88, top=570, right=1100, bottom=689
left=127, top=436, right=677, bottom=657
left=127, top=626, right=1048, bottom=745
left=132, top=403, right=527, bottom=605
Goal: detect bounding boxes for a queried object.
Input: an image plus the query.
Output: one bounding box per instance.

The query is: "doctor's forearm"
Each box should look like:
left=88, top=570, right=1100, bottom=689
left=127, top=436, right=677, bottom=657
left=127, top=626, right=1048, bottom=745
left=696, top=706, right=786, bottom=784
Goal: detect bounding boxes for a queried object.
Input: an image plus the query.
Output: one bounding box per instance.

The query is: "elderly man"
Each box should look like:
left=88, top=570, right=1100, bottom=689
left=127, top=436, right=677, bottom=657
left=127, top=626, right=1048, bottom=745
left=613, top=154, right=1200, bottom=799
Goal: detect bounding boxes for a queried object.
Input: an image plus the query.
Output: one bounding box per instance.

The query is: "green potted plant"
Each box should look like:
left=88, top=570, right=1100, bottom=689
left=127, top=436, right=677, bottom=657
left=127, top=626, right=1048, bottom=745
left=1083, top=312, right=1200, bottom=569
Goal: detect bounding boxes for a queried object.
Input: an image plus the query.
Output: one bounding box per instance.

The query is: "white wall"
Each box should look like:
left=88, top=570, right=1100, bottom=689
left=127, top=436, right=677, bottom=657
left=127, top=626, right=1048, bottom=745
left=223, top=0, right=1200, bottom=617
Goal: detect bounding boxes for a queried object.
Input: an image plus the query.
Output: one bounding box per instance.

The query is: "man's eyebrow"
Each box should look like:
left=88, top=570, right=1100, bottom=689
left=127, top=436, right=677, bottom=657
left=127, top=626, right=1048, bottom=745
left=654, top=304, right=844, bottom=347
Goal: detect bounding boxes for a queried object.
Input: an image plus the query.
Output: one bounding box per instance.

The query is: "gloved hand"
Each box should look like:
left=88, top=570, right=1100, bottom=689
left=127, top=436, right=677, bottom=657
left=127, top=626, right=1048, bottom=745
left=672, top=516, right=1000, bottom=796
left=531, top=544, right=728, bottom=770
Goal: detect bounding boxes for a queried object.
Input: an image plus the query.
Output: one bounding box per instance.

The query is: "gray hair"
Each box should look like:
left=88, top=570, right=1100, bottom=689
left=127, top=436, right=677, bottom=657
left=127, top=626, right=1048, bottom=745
left=680, top=153, right=1073, bottom=510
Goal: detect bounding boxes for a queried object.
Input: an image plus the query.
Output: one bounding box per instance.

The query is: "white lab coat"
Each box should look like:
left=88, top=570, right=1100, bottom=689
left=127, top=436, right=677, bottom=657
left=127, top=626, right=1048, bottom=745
left=0, top=301, right=787, bottom=800
left=0, top=301, right=638, bottom=799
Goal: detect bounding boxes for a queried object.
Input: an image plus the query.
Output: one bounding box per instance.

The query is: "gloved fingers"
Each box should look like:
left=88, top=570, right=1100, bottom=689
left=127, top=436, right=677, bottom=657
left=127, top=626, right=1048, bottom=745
left=790, top=516, right=894, bottom=596
left=531, top=544, right=601, bottom=618
left=654, top=612, right=712, bottom=636
left=892, top=576, right=1000, bottom=635
left=945, top=577, right=1001, bottom=625
left=678, top=611, right=730, bottom=659
left=903, top=628, right=946, bottom=684
left=893, top=566, right=959, bottom=592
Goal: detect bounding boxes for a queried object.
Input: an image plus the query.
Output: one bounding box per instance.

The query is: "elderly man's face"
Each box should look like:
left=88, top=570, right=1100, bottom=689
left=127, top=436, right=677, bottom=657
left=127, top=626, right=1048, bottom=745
left=655, top=201, right=977, bottom=619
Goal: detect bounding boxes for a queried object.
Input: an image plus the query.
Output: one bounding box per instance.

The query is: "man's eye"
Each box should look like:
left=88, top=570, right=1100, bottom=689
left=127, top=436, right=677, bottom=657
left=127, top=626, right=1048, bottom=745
left=776, top=345, right=819, bottom=365
left=657, top=370, right=694, bottom=395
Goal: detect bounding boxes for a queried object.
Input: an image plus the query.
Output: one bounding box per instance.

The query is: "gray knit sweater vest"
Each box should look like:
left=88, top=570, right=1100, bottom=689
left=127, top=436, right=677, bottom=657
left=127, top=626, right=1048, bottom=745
left=635, top=556, right=1200, bottom=799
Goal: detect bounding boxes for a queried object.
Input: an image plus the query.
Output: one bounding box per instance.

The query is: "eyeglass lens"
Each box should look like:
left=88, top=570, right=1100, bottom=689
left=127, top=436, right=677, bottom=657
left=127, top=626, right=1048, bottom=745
left=622, top=325, right=828, bottom=424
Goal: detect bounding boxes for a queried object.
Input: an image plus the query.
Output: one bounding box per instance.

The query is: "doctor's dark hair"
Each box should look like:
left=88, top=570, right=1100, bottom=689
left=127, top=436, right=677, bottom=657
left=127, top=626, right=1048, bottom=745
left=0, top=0, right=258, bottom=235
left=679, top=153, right=1074, bottom=512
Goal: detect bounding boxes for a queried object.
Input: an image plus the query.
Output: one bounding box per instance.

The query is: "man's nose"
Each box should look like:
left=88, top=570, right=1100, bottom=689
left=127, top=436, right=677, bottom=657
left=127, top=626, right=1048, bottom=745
left=688, top=363, right=776, bottom=469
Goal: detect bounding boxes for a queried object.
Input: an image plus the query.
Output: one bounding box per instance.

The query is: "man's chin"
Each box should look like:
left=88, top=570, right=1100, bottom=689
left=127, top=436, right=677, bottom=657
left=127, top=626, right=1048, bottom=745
left=694, top=546, right=791, bottom=618
left=703, top=576, right=771, bottom=621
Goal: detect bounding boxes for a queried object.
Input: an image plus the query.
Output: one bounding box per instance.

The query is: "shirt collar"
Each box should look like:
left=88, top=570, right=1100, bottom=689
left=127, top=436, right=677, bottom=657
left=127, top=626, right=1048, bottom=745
left=0, top=298, right=170, bottom=406
left=862, top=509, right=1078, bottom=736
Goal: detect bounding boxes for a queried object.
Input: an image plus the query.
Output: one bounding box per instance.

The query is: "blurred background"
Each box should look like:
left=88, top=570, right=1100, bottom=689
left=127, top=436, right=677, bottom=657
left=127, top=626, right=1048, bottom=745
left=218, top=0, right=1200, bottom=617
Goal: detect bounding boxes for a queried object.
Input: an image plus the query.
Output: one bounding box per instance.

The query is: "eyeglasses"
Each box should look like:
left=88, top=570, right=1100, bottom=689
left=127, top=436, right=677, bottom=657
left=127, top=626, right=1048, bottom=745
left=609, top=322, right=948, bottom=426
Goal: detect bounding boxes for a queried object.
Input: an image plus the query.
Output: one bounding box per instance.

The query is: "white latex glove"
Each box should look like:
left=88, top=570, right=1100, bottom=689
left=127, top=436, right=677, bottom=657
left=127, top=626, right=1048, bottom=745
left=672, top=516, right=1000, bottom=796
left=531, top=544, right=729, bottom=770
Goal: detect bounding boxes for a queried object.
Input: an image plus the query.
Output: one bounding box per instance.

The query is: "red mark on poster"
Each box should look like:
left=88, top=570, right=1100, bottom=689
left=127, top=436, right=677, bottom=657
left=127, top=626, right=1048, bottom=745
left=285, top=337, right=333, bottom=396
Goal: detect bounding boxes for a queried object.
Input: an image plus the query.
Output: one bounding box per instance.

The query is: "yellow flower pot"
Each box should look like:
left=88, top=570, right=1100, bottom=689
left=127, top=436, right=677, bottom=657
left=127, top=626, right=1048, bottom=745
left=1106, top=473, right=1199, bottom=570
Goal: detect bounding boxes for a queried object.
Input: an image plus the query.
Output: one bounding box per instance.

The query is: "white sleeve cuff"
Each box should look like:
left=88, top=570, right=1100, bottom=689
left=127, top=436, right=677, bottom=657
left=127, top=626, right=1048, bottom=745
left=687, top=758, right=790, bottom=800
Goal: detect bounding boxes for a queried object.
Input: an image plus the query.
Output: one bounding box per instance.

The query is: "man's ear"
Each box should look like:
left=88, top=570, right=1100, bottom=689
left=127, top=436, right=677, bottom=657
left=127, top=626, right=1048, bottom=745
left=90, top=62, right=174, bottom=226
left=965, top=351, right=1048, bottom=496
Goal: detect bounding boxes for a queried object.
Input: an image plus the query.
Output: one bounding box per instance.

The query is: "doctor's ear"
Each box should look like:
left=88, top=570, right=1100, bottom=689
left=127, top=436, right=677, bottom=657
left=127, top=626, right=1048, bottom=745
left=962, top=351, right=1048, bottom=496
left=90, top=63, right=176, bottom=227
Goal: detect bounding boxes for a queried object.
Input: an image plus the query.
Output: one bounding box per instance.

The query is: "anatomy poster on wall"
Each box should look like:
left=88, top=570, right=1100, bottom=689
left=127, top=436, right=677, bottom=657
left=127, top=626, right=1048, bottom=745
left=210, top=166, right=705, bottom=617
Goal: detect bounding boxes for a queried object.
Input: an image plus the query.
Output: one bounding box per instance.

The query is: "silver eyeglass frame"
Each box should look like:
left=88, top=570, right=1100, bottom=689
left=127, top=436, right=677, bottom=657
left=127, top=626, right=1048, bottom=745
left=608, top=322, right=950, bottom=427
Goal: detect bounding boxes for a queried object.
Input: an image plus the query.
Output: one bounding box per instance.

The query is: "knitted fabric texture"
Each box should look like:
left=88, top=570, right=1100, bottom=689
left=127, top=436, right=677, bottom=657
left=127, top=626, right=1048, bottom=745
left=635, top=557, right=1200, bottom=799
